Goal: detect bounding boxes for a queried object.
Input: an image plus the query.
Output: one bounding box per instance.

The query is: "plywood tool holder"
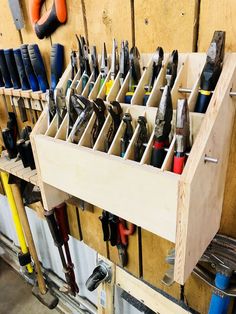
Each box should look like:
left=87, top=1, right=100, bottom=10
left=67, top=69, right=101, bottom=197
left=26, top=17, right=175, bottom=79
left=31, top=52, right=236, bottom=285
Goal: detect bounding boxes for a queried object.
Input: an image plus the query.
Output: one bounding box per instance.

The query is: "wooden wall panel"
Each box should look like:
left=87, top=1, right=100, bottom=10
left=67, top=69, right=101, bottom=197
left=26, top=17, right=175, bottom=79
left=84, top=0, right=132, bottom=53
left=198, top=0, right=236, bottom=51
left=50, top=0, right=84, bottom=66
left=0, top=2, right=21, bottom=48
left=134, top=0, right=199, bottom=53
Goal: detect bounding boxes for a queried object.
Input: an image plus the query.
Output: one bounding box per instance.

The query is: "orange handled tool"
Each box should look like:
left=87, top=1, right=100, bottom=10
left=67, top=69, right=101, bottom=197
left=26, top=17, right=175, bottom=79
left=29, top=0, right=67, bottom=39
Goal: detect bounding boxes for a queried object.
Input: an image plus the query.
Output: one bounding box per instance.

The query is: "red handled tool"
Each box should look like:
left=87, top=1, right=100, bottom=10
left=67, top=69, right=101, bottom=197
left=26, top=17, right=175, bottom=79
left=29, top=0, right=67, bottom=39
left=173, top=99, right=190, bottom=174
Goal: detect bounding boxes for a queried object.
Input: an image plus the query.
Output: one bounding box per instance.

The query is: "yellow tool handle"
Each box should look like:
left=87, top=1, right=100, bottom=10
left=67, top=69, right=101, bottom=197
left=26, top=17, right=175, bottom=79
left=0, top=172, right=33, bottom=273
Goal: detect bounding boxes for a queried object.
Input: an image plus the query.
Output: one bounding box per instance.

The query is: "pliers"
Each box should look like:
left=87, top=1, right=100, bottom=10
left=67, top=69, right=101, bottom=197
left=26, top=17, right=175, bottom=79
left=151, top=85, right=173, bottom=168
left=105, top=101, right=122, bottom=152
left=91, top=98, right=106, bottom=147
left=166, top=50, right=178, bottom=89
left=89, top=46, right=99, bottom=93
left=76, top=35, right=91, bottom=91
left=120, top=113, right=133, bottom=157
left=119, top=40, right=129, bottom=87
left=173, top=99, right=190, bottom=174
left=106, top=39, right=119, bottom=95
left=134, top=116, right=148, bottom=162
left=100, top=43, right=108, bottom=90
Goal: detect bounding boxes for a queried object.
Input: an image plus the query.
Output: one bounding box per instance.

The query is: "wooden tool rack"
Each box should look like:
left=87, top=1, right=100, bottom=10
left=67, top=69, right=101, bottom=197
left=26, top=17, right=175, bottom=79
left=30, top=51, right=236, bottom=287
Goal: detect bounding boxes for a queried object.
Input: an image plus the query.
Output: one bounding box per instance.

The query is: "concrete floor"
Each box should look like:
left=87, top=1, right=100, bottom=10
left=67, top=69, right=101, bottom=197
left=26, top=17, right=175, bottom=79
left=0, top=258, right=59, bottom=314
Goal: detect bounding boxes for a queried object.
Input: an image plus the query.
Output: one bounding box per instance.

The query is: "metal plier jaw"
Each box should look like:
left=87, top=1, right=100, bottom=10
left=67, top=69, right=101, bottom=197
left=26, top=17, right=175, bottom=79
left=121, top=113, right=133, bottom=156
left=119, top=40, right=129, bottom=86
left=175, top=99, right=190, bottom=154
left=91, top=46, right=99, bottom=82
left=129, top=46, right=141, bottom=92
left=166, top=49, right=178, bottom=89
left=154, top=85, right=173, bottom=142
left=105, top=101, right=122, bottom=152
left=134, top=116, right=148, bottom=162
left=70, top=50, right=78, bottom=80
left=91, top=98, right=106, bottom=146
left=201, top=31, right=225, bottom=91
left=100, top=42, right=108, bottom=78
left=147, top=46, right=164, bottom=91
left=111, top=39, right=119, bottom=81
left=76, top=34, right=85, bottom=74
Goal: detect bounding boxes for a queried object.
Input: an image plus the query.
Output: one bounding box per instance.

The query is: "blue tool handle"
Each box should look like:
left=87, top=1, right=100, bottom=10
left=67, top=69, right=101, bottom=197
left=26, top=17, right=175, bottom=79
left=194, top=91, right=212, bottom=113
left=13, top=49, right=30, bottom=91
left=28, top=44, right=49, bottom=92
left=4, top=49, right=21, bottom=89
left=50, top=43, right=64, bottom=90
left=0, top=70, right=4, bottom=87
left=208, top=272, right=230, bottom=314
left=0, top=50, right=13, bottom=88
left=20, top=44, right=39, bottom=92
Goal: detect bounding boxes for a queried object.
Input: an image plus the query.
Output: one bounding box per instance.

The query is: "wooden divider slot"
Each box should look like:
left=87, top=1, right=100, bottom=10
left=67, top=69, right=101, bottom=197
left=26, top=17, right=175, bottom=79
left=77, top=112, right=97, bottom=147
left=106, top=70, right=122, bottom=103
left=55, top=113, right=69, bottom=140
left=45, top=114, right=58, bottom=137
left=97, top=71, right=112, bottom=100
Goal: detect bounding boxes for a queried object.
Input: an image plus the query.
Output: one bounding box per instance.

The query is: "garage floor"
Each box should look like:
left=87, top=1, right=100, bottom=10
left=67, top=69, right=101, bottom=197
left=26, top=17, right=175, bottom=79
left=0, top=258, right=58, bottom=314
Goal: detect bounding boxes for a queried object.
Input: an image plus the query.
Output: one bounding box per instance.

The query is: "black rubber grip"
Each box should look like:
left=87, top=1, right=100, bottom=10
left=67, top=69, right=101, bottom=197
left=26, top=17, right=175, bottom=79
left=0, top=70, right=4, bottom=87
left=109, top=216, right=118, bottom=246
left=35, top=3, right=64, bottom=39
left=18, top=251, right=31, bottom=266
left=17, top=139, right=30, bottom=168
left=194, top=92, right=212, bottom=113
left=20, top=44, right=40, bottom=92
left=2, top=127, right=18, bottom=159
left=0, top=50, right=13, bottom=88
left=28, top=44, right=49, bottom=92
left=151, top=147, right=167, bottom=168
left=24, top=140, right=36, bottom=170
left=4, top=49, right=21, bottom=89
left=45, top=211, right=64, bottom=247
left=99, top=211, right=110, bottom=241
left=13, top=49, right=30, bottom=90
left=17, top=97, right=28, bottom=122
left=50, top=43, right=64, bottom=90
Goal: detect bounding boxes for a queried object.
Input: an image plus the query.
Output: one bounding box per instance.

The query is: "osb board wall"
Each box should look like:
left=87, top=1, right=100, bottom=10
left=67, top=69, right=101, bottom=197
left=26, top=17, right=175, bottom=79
left=1, top=1, right=236, bottom=313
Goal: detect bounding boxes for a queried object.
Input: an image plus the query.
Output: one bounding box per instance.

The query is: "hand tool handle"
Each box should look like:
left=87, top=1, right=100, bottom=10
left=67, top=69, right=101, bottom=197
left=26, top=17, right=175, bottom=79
left=125, top=92, right=134, bottom=104
left=7, top=112, right=18, bottom=141
left=28, top=44, right=49, bottom=92
left=150, top=142, right=167, bottom=168
left=99, top=76, right=105, bottom=91
left=24, top=140, right=36, bottom=170
left=2, top=127, right=18, bottom=159
left=20, top=44, right=39, bottom=91
left=45, top=210, right=64, bottom=247
left=50, top=43, right=64, bottom=90
left=99, top=211, right=110, bottom=241
left=194, top=91, right=212, bottom=113
left=32, top=0, right=67, bottom=39
left=82, top=73, right=89, bottom=91
left=17, top=139, right=30, bottom=168
left=173, top=154, right=186, bottom=174
left=13, top=49, right=30, bottom=90
left=4, top=49, right=21, bottom=89
left=54, top=203, right=69, bottom=244
left=0, top=70, right=4, bottom=87
left=119, top=220, right=135, bottom=246
left=0, top=50, right=13, bottom=88
left=17, top=97, right=28, bottom=123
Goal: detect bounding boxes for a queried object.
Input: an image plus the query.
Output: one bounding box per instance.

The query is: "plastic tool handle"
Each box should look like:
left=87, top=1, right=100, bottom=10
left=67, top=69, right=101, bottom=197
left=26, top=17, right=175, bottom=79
left=150, top=141, right=167, bottom=168
left=4, top=49, right=21, bottom=89
left=0, top=70, right=4, bottom=87
left=0, top=50, right=13, bottom=88
left=50, top=43, right=64, bottom=90
left=2, top=128, right=18, bottom=159
left=54, top=203, right=69, bottom=244
left=31, top=0, right=67, bottom=39
left=45, top=210, right=64, bottom=247
left=13, top=49, right=30, bottom=90
left=194, top=91, right=212, bottom=113
left=173, top=154, right=186, bottom=174
left=99, top=211, right=110, bottom=242
left=20, top=44, right=39, bottom=91
left=28, top=44, right=49, bottom=92
left=24, top=140, right=36, bottom=170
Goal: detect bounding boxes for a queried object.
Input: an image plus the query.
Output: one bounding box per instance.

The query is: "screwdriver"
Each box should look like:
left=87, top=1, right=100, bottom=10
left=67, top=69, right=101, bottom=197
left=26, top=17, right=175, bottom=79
left=194, top=31, right=225, bottom=113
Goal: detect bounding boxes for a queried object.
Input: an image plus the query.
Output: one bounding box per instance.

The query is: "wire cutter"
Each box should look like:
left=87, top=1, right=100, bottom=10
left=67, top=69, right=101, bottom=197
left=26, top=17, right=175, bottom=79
left=134, top=116, right=148, bottom=162
left=151, top=85, right=173, bottom=168
left=89, top=46, right=99, bottom=94
left=106, top=39, right=119, bottom=95
left=195, top=31, right=225, bottom=113
left=166, top=50, right=178, bottom=89
left=104, top=101, right=122, bottom=152
left=144, top=47, right=164, bottom=105
left=125, top=46, right=141, bottom=104
left=119, top=40, right=129, bottom=87
left=76, top=35, right=91, bottom=91
left=173, top=99, right=190, bottom=174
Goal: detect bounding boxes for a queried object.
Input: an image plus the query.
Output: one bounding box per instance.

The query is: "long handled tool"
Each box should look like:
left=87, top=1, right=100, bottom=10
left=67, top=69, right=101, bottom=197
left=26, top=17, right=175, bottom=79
left=1, top=172, right=33, bottom=274
left=9, top=175, right=58, bottom=308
